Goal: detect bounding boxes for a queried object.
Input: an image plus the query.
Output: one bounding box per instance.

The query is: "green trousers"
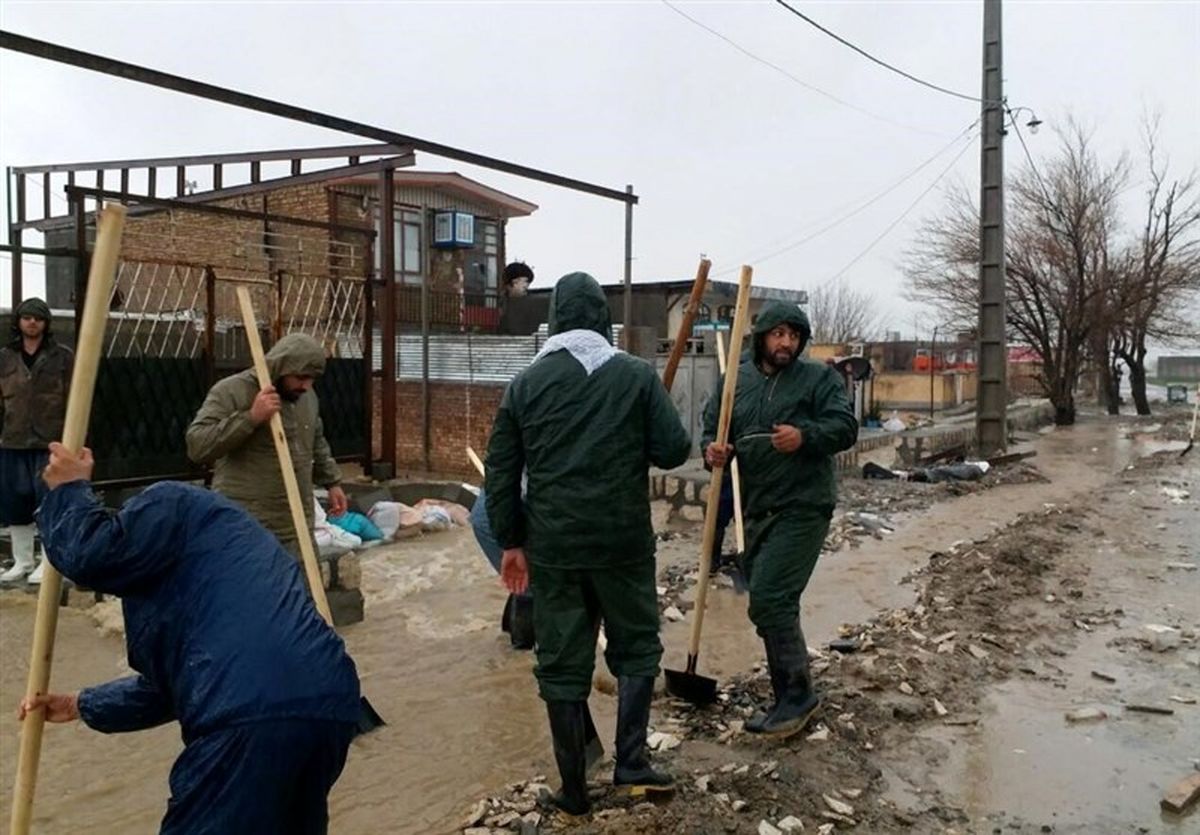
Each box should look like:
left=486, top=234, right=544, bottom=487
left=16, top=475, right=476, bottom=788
left=529, top=558, right=662, bottom=702
left=743, top=507, right=832, bottom=636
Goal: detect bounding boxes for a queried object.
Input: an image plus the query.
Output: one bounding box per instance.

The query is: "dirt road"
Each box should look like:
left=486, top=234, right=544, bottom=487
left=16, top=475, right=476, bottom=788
left=1, top=411, right=1195, bottom=834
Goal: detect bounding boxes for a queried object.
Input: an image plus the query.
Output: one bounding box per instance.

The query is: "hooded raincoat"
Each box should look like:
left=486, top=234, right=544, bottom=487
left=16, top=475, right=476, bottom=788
left=484, top=272, right=691, bottom=700
left=185, top=333, right=341, bottom=552
left=701, top=301, right=858, bottom=634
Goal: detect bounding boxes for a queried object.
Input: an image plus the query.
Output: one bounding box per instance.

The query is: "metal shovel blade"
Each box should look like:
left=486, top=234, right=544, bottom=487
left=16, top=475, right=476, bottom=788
left=664, top=655, right=718, bottom=705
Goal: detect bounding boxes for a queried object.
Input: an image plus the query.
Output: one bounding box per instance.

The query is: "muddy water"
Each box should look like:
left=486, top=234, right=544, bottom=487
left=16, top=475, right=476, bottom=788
left=0, top=419, right=1165, bottom=833
left=906, top=446, right=1200, bottom=833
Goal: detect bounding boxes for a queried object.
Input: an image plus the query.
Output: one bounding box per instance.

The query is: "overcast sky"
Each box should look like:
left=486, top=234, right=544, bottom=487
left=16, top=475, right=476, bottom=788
left=2, top=0, right=1197, bottom=341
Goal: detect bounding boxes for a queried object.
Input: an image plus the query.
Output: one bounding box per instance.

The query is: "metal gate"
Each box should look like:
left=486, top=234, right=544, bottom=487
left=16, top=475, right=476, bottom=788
left=72, top=192, right=374, bottom=486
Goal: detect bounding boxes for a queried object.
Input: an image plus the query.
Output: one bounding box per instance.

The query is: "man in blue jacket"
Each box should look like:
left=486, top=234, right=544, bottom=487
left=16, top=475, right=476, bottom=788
left=19, top=443, right=362, bottom=835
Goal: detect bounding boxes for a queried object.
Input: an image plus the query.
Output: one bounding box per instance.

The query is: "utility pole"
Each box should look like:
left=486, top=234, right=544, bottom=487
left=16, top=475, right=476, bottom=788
left=976, top=0, right=1007, bottom=456
left=623, top=184, right=634, bottom=351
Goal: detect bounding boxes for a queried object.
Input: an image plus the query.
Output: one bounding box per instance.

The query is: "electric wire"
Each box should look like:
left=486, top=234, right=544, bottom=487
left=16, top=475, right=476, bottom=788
left=713, top=118, right=979, bottom=276
left=772, top=0, right=999, bottom=105
left=826, top=133, right=977, bottom=282
left=659, top=0, right=946, bottom=137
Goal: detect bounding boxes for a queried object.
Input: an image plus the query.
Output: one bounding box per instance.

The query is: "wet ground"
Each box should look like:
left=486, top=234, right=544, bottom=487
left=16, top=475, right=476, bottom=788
left=0, top=408, right=1196, bottom=833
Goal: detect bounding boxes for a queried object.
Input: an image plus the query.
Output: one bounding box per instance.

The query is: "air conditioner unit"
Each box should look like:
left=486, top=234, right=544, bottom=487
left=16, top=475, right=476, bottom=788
left=433, top=210, right=475, bottom=248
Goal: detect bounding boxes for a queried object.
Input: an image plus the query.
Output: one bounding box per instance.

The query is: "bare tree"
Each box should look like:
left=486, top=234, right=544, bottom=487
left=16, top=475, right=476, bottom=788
left=1106, top=118, right=1200, bottom=414
left=903, top=121, right=1129, bottom=425
left=806, top=279, right=881, bottom=344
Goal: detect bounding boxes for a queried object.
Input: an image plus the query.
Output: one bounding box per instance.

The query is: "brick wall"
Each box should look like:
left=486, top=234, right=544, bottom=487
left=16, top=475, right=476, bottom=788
left=372, top=378, right=506, bottom=478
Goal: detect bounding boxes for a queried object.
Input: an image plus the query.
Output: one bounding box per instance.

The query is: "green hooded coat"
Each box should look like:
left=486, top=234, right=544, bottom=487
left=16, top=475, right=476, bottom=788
left=484, top=272, right=691, bottom=569
left=701, top=301, right=858, bottom=516
left=185, top=333, right=341, bottom=549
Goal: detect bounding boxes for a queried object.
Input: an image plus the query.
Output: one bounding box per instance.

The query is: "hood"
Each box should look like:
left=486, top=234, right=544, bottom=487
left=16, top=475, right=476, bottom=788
left=547, top=272, right=613, bottom=343
left=752, top=301, right=812, bottom=364
left=266, top=333, right=327, bottom=379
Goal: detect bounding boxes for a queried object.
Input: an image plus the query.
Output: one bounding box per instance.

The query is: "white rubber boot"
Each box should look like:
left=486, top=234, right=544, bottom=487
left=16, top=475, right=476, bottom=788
left=26, top=553, right=47, bottom=586
left=1, top=525, right=37, bottom=583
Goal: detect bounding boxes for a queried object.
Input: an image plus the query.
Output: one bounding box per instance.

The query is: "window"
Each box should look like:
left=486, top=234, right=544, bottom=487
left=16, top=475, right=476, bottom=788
left=372, top=201, right=424, bottom=285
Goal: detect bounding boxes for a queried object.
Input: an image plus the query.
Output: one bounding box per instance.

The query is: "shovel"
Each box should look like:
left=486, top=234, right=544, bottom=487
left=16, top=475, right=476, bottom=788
left=236, top=287, right=384, bottom=735
left=1181, top=390, right=1199, bottom=458
left=466, top=446, right=604, bottom=769
left=664, top=265, right=754, bottom=705
left=714, top=331, right=749, bottom=594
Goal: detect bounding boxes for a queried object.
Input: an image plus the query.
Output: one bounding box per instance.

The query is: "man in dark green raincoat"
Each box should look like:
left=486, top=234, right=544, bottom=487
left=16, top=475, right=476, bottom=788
left=703, top=301, right=857, bottom=739
left=485, top=272, right=691, bottom=817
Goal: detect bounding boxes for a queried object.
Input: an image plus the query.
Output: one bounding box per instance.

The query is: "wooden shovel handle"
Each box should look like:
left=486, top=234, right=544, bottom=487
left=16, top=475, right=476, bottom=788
left=661, top=258, right=710, bottom=394
left=715, top=332, right=746, bottom=554
left=235, top=287, right=334, bottom=626
left=11, top=205, right=127, bottom=835
left=686, top=265, right=753, bottom=660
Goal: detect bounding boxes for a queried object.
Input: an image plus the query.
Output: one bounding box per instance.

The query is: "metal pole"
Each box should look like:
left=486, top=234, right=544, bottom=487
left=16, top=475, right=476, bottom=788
left=623, top=184, right=633, bottom=350
left=930, top=325, right=938, bottom=420
left=976, top=0, right=1007, bottom=456
left=420, top=257, right=430, bottom=473
left=379, top=169, right=397, bottom=477
left=7, top=167, right=23, bottom=303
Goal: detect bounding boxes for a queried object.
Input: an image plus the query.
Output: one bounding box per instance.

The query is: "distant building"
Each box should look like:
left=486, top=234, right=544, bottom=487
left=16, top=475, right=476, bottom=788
left=1158, top=355, right=1200, bottom=383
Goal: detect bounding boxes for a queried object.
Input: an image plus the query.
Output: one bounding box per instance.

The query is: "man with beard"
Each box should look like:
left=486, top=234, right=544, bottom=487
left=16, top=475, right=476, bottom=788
left=0, top=297, right=73, bottom=586
left=702, top=302, right=857, bottom=739
left=186, top=333, right=347, bottom=556
left=485, top=272, right=691, bottom=817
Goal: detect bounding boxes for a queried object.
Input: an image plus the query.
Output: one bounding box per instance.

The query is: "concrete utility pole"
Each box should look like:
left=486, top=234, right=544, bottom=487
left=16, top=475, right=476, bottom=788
left=976, top=0, right=1007, bottom=456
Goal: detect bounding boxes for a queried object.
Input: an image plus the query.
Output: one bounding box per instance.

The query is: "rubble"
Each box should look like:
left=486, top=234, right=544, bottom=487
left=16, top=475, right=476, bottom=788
left=1065, top=707, right=1107, bottom=723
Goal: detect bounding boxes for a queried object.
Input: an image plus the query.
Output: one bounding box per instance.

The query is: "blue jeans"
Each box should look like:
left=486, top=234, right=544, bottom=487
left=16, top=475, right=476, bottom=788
left=0, top=448, right=49, bottom=527
left=470, top=488, right=532, bottom=602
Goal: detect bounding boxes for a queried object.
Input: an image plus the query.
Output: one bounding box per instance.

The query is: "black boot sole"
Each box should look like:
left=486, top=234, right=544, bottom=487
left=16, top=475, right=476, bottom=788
left=761, top=699, right=819, bottom=740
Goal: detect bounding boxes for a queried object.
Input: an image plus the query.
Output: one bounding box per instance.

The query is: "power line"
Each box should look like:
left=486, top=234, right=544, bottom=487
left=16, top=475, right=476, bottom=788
left=772, top=0, right=998, bottom=106
left=827, top=134, right=977, bottom=282
left=659, top=0, right=945, bottom=137
left=713, top=118, right=979, bottom=276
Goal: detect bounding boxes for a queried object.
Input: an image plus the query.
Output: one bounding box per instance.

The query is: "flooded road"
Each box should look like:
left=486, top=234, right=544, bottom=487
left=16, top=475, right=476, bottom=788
left=0, top=417, right=1189, bottom=833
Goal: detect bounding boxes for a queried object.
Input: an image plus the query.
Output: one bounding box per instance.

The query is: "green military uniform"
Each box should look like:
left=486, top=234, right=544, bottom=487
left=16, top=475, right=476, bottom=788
left=485, top=272, right=691, bottom=813
left=486, top=273, right=691, bottom=701
left=702, top=301, right=857, bottom=737
left=185, top=333, right=341, bottom=555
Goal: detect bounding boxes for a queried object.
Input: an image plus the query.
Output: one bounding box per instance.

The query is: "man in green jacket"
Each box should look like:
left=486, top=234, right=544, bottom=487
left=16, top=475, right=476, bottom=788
left=0, top=297, right=73, bottom=585
left=703, top=302, right=857, bottom=739
left=186, top=333, right=347, bottom=555
left=485, top=272, right=691, bottom=817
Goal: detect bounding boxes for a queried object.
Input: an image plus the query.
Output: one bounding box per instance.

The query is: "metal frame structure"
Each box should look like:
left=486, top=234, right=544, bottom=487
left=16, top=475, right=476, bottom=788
left=2, top=29, right=639, bottom=477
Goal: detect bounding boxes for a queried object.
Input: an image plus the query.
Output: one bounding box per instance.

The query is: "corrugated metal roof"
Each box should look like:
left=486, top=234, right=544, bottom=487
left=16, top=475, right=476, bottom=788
left=364, top=326, right=626, bottom=383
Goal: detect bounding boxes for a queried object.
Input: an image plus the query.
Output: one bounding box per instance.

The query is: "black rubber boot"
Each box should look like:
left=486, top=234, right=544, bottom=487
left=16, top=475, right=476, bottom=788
left=759, top=622, right=820, bottom=739
left=612, top=676, right=675, bottom=795
left=500, top=595, right=514, bottom=634
left=545, top=701, right=591, bottom=817
left=510, top=595, right=536, bottom=650
left=744, top=636, right=788, bottom=734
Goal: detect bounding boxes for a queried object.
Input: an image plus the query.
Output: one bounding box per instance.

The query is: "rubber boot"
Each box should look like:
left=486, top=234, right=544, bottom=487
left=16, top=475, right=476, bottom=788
left=26, top=556, right=46, bottom=585
left=1, top=525, right=37, bottom=584
left=544, top=701, right=591, bottom=817
left=509, top=595, right=535, bottom=650
left=613, top=676, right=675, bottom=795
left=744, top=637, right=788, bottom=734
left=759, top=622, right=820, bottom=739
left=500, top=595, right=513, bottom=634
